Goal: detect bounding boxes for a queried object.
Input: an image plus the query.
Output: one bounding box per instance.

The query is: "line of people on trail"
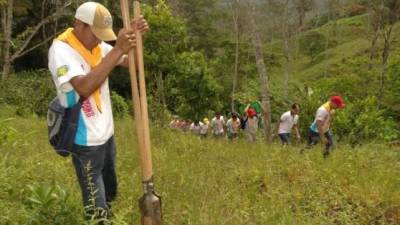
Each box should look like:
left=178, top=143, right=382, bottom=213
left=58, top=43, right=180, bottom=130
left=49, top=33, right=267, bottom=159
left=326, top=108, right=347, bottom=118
left=169, top=108, right=260, bottom=142
left=170, top=95, right=346, bottom=158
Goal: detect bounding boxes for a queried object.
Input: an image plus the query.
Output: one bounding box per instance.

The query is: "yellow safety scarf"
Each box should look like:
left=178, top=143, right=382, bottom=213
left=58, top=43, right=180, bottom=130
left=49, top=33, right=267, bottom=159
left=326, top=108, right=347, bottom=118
left=323, top=101, right=335, bottom=115
left=56, top=28, right=102, bottom=113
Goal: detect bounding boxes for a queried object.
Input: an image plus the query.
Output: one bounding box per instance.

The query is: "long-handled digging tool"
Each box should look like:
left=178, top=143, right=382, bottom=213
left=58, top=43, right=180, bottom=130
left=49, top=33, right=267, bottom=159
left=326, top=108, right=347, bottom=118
left=120, top=1, right=163, bottom=224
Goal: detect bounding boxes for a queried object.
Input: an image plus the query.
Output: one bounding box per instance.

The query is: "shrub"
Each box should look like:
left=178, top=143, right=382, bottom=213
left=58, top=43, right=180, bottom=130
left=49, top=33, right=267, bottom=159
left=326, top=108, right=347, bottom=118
left=299, top=31, right=327, bottom=61
left=24, top=184, right=82, bottom=225
left=334, top=96, right=399, bottom=143
left=0, top=70, right=55, bottom=117
left=111, top=91, right=129, bottom=118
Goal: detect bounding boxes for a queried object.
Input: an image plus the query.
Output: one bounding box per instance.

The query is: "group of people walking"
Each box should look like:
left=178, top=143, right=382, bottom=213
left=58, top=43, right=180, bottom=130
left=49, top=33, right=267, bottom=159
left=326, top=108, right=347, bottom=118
left=169, top=107, right=260, bottom=142
left=170, top=95, right=346, bottom=158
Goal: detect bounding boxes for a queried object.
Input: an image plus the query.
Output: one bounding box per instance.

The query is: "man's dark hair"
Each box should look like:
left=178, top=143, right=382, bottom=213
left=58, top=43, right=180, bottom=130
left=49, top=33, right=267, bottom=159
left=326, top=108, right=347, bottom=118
left=291, top=103, right=300, bottom=110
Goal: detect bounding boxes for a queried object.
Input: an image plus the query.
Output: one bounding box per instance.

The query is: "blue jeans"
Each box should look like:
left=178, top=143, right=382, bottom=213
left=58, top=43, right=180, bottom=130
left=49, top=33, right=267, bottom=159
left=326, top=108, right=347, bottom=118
left=307, top=129, right=335, bottom=157
left=71, top=136, right=117, bottom=218
left=279, top=133, right=291, bottom=145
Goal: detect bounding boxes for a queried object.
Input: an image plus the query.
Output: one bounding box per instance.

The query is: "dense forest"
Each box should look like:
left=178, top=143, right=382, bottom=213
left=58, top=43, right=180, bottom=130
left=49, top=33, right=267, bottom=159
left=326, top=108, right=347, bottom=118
left=1, top=0, right=400, bottom=143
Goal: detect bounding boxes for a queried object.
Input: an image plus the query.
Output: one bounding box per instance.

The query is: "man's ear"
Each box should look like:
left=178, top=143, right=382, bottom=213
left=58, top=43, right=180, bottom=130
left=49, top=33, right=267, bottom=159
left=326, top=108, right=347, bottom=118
left=74, top=19, right=88, bottom=29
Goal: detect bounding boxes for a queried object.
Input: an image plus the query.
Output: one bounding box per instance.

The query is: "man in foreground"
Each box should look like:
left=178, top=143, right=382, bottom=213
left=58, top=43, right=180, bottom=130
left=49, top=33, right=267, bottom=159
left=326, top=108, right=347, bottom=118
left=48, top=2, right=148, bottom=220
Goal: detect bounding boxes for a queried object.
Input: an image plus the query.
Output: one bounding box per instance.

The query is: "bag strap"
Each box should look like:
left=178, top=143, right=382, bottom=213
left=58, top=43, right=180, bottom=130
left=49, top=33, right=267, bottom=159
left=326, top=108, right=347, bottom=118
left=77, top=96, right=86, bottom=105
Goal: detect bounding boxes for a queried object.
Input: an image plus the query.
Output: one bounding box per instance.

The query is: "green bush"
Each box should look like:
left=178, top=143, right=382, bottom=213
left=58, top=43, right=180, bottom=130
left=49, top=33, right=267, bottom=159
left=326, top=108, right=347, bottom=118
left=111, top=91, right=129, bottom=118
left=335, top=96, right=399, bottom=143
left=23, top=184, right=81, bottom=225
left=0, top=70, right=55, bottom=117
left=299, top=31, right=327, bottom=61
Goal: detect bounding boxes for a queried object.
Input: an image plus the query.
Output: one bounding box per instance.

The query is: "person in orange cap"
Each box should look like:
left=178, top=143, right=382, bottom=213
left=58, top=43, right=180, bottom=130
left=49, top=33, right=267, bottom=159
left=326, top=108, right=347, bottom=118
left=48, top=1, right=148, bottom=220
left=307, top=96, right=346, bottom=158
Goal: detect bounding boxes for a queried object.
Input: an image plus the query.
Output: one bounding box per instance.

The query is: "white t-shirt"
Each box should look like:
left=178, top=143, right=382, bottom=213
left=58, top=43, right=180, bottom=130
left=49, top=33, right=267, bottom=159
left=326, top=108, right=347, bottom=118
left=200, top=123, right=209, bottom=135
left=226, top=118, right=241, bottom=134
left=48, top=40, right=115, bottom=146
left=278, top=111, right=299, bottom=134
left=245, top=116, right=258, bottom=134
left=310, top=104, right=331, bottom=133
left=190, top=122, right=204, bottom=135
left=211, top=116, right=225, bottom=134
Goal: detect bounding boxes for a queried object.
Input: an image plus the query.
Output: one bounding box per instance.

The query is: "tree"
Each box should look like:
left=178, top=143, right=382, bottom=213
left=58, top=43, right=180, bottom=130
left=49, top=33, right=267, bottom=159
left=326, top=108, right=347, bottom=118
left=249, top=3, right=272, bottom=143
left=282, top=0, right=291, bottom=99
left=167, top=0, right=221, bottom=58
left=1, top=0, right=13, bottom=79
left=294, top=0, right=312, bottom=31
left=140, top=0, right=189, bottom=108
left=1, top=0, right=72, bottom=79
left=366, top=0, right=400, bottom=105
left=228, top=0, right=243, bottom=112
left=171, top=52, right=222, bottom=119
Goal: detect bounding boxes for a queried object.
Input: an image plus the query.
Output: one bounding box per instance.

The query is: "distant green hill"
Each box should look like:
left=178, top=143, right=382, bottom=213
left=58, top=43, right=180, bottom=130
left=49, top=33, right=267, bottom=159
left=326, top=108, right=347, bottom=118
left=264, top=14, right=395, bottom=85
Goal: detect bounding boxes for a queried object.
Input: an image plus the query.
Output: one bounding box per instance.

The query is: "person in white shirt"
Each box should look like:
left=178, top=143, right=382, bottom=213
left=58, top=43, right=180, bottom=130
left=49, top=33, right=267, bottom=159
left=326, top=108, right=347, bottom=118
left=48, top=2, right=148, bottom=219
left=211, top=112, right=225, bottom=137
left=169, top=115, right=180, bottom=130
left=226, top=112, right=241, bottom=140
left=307, top=96, right=346, bottom=158
left=190, top=120, right=203, bottom=135
left=277, top=103, right=301, bottom=145
left=200, top=118, right=209, bottom=138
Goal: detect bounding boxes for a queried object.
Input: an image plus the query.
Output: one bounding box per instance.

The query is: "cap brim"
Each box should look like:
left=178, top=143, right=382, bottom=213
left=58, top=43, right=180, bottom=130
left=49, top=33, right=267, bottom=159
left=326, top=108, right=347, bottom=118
left=91, top=26, right=116, bottom=41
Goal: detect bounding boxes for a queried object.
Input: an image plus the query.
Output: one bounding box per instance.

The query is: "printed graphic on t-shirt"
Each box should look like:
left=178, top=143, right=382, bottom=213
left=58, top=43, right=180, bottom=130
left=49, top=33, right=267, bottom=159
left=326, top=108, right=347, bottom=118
left=57, top=65, right=69, bottom=77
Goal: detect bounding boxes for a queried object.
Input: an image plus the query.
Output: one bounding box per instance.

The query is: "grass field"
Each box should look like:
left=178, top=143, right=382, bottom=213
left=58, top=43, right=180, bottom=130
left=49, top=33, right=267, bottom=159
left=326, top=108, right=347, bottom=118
left=1, top=109, right=399, bottom=225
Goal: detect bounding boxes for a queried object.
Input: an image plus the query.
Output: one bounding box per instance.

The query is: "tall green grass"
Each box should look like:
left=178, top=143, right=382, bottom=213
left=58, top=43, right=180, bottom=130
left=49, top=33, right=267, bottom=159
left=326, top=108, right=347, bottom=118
left=0, top=114, right=399, bottom=224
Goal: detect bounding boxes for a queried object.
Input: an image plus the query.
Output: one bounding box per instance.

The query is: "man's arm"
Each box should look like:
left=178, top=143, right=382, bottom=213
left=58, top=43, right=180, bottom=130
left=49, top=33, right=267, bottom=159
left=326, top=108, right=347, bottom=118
left=316, top=120, right=327, bottom=144
left=70, top=48, right=125, bottom=98
left=70, top=29, right=136, bottom=98
left=293, top=124, right=301, bottom=139
left=274, top=114, right=284, bottom=137
left=275, top=120, right=281, bottom=136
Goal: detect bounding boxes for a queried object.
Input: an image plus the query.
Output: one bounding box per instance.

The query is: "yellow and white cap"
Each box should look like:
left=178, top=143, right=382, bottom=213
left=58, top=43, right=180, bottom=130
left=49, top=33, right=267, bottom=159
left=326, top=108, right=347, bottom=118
left=75, top=2, right=117, bottom=41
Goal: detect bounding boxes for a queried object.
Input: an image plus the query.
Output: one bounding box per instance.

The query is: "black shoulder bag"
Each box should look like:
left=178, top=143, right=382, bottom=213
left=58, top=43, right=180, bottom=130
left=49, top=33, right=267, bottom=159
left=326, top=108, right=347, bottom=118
left=47, top=97, right=84, bottom=157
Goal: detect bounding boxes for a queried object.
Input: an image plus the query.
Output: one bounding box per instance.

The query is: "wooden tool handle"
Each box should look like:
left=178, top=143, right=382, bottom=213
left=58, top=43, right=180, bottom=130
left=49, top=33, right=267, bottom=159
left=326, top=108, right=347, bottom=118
left=133, top=0, right=153, bottom=182
left=120, top=0, right=151, bottom=180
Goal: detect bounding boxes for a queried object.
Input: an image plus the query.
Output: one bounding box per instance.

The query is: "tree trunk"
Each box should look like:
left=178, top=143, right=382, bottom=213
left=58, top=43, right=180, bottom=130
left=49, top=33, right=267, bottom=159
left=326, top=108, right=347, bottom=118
left=378, top=26, right=393, bottom=107
left=368, top=31, right=379, bottom=70
left=41, top=0, right=49, bottom=50
left=283, top=37, right=290, bottom=98
left=157, top=70, right=166, bottom=107
left=54, top=0, right=60, bottom=36
left=1, top=7, right=5, bottom=67
left=250, top=6, right=272, bottom=143
left=231, top=0, right=240, bottom=112
left=2, top=0, right=13, bottom=79
left=282, top=0, right=290, bottom=99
